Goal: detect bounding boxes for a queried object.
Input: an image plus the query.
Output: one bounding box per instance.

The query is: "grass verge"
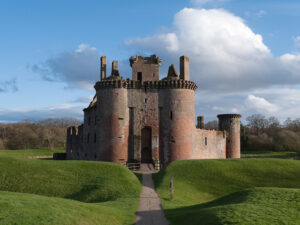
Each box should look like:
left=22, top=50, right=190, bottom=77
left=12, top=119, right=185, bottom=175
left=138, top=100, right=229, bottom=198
left=153, top=158, right=300, bottom=225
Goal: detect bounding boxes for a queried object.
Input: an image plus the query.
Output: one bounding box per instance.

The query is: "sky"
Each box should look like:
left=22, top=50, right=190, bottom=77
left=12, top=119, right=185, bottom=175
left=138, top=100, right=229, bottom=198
left=1, top=0, right=300, bottom=123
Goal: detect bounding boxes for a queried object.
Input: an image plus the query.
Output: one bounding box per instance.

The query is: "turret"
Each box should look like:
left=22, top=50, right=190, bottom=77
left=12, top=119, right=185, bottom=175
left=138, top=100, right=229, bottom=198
left=217, top=114, right=241, bottom=158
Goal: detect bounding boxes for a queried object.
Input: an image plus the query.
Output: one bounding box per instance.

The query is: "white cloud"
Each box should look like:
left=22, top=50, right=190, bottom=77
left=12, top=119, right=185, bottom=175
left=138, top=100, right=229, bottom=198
left=0, top=104, right=83, bottom=123
left=32, top=44, right=100, bottom=90
left=127, top=8, right=300, bottom=93
left=245, top=94, right=278, bottom=113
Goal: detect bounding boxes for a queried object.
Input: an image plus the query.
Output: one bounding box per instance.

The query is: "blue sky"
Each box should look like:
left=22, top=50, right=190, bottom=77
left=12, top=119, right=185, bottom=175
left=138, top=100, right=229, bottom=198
left=1, top=0, right=300, bottom=123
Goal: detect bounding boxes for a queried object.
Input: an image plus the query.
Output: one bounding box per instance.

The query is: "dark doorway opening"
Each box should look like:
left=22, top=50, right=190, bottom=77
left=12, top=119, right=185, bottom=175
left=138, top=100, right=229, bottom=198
left=141, top=127, right=152, bottom=163
left=137, top=72, right=142, bottom=82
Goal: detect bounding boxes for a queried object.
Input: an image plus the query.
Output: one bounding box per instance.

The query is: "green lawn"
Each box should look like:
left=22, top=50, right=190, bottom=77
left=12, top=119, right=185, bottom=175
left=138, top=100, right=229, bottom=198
left=153, top=158, right=300, bottom=225
left=0, top=149, right=142, bottom=225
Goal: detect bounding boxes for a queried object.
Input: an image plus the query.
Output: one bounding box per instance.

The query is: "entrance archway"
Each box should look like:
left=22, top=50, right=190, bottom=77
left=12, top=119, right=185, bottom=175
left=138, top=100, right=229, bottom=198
left=141, top=127, right=152, bottom=163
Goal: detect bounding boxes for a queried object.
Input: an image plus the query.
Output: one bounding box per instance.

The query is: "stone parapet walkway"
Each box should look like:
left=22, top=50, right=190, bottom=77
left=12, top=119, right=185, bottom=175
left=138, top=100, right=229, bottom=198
left=136, top=164, right=169, bottom=225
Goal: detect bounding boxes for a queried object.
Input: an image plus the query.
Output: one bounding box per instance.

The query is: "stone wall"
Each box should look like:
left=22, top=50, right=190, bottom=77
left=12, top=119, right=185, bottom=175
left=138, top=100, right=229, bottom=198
left=65, top=55, right=241, bottom=166
left=193, top=129, right=226, bottom=159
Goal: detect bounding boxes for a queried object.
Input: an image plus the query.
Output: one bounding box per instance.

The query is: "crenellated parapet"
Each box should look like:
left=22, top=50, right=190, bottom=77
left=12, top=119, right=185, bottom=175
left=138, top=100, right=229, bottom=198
left=94, top=79, right=198, bottom=91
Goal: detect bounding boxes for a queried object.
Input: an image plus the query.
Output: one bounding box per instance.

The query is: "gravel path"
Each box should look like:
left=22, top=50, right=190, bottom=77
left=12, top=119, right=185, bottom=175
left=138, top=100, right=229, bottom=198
left=136, top=164, right=169, bottom=225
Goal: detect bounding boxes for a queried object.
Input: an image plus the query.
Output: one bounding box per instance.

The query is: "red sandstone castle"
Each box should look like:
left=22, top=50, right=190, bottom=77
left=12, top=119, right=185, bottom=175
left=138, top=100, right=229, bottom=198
left=66, top=55, right=241, bottom=168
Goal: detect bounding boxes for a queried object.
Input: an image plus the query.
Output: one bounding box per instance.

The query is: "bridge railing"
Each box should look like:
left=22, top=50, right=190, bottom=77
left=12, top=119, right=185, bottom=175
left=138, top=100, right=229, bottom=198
left=126, top=162, right=141, bottom=171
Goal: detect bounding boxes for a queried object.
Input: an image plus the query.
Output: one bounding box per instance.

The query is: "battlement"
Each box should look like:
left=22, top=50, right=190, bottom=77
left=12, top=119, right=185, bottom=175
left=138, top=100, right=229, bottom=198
left=217, top=114, right=242, bottom=119
left=129, top=55, right=162, bottom=67
left=94, top=79, right=198, bottom=90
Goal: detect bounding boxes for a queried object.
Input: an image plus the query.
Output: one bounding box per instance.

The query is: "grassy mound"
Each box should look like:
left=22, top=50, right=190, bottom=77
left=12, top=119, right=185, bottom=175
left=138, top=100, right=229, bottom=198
left=153, top=158, right=300, bottom=224
left=0, top=191, right=135, bottom=225
left=164, top=187, right=300, bottom=225
left=0, top=149, right=141, bottom=225
left=0, top=149, right=141, bottom=202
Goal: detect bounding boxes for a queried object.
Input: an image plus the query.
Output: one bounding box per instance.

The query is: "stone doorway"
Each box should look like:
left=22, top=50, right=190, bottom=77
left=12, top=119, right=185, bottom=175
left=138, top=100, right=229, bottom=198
left=141, top=127, right=152, bottom=163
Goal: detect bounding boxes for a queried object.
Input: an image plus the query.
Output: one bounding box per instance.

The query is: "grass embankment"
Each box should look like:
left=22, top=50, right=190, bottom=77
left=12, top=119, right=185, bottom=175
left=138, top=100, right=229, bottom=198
left=153, top=159, right=300, bottom=225
left=0, top=149, right=141, bottom=225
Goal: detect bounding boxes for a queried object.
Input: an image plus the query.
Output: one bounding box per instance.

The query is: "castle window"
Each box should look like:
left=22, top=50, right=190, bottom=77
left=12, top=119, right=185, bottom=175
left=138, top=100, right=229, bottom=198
left=94, top=154, right=97, bottom=159
left=88, top=117, right=91, bottom=126
left=153, top=73, right=155, bottom=77
left=137, top=72, right=142, bottom=82
left=84, top=153, right=87, bottom=158
left=170, top=111, right=173, bottom=120
left=95, top=116, right=97, bottom=125
left=145, top=98, right=147, bottom=103
left=205, top=137, right=207, bottom=146
left=87, top=133, right=90, bottom=144
left=94, top=133, right=97, bottom=143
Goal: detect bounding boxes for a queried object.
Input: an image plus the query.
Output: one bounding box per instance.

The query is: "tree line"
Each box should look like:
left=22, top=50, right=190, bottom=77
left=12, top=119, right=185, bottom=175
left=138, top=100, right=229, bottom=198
left=0, top=118, right=81, bottom=150
left=1, top=115, right=299, bottom=152
left=205, top=114, right=300, bottom=152
left=242, top=114, right=300, bottom=152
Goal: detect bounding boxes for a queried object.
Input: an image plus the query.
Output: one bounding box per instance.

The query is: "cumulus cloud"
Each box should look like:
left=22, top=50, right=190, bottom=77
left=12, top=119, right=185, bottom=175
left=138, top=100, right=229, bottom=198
left=0, top=104, right=83, bottom=123
left=245, top=94, right=278, bottom=113
left=32, top=44, right=100, bottom=90
left=127, top=8, right=300, bottom=92
left=0, top=78, right=18, bottom=93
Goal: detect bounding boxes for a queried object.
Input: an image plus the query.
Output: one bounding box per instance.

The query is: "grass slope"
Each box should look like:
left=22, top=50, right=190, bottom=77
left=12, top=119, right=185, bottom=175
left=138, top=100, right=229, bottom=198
left=0, top=191, right=127, bottom=225
left=165, top=187, right=300, bottom=225
left=0, top=149, right=141, bottom=225
left=153, top=158, right=300, bottom=224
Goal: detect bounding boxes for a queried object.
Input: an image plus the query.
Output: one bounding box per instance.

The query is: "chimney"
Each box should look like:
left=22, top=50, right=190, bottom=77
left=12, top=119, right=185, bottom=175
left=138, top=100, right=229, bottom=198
left=180, top=56, right=189, bottom=80
left=111, top=60, right=120, bottom=76
left=100, top=56, right=106, bottom=80
left=197, top=116, right=205, bottom=129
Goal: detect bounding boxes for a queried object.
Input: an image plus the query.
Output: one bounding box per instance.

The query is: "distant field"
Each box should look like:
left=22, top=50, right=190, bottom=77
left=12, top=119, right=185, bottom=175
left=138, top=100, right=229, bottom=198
left=0, top=149, right=141, bottom=225
left=242, top=151, right=300, bottom=158
left=153, top=158, right=300, bottom=225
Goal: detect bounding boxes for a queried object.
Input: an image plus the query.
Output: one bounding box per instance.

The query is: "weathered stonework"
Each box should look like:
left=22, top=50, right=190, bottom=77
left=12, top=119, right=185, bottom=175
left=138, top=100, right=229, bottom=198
left=66, top=55, right=241, bottom=167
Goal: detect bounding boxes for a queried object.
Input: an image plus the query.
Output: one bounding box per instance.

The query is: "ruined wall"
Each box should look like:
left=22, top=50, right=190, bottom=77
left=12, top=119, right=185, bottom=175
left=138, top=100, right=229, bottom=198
left=127, top=88, right=160, bottom=163
left=130, top=55, right=161, bottom=82
left=66, top=125, right=83, bottom=160
left=192, top=129, right=226, bottom=159
left=218, top=114, right=241, bottom=158
left=81, top=107, right=98, bottom=160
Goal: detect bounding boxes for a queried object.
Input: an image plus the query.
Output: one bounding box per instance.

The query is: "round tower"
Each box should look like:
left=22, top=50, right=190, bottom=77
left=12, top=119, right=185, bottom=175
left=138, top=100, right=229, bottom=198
left=217, top=114, right=241, bottom=158
left=94, top=59, right=129, bottom=164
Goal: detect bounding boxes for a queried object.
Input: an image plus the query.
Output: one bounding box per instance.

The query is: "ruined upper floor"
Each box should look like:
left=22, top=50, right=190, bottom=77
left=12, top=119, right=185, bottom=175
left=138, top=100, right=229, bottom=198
left=99, top=55, right=191, bottom=83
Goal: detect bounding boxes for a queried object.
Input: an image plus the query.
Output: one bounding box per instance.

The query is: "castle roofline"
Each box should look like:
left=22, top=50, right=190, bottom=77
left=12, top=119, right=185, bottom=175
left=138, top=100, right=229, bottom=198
left=94, top=79, right=198, bottom=91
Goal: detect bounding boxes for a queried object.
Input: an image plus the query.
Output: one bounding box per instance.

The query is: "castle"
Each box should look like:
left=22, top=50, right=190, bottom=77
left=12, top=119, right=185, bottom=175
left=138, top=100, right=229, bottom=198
left=66, top=55, right=241, bottom=168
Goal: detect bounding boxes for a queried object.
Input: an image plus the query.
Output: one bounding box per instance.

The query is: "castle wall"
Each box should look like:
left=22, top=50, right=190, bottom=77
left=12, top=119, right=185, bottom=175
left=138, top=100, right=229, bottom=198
left=96, top=87, right=129, bottom=163
left=159, top=89, right=195, bottom=162
left=192, top=129, right=226, bottom=159
left=82, top=107, right=98, bottom=160
left=66, top=55, right=241, bottom=166
left=128, top=88, right=160, bottom=163
left=66, top=125, right=83, bottom=160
